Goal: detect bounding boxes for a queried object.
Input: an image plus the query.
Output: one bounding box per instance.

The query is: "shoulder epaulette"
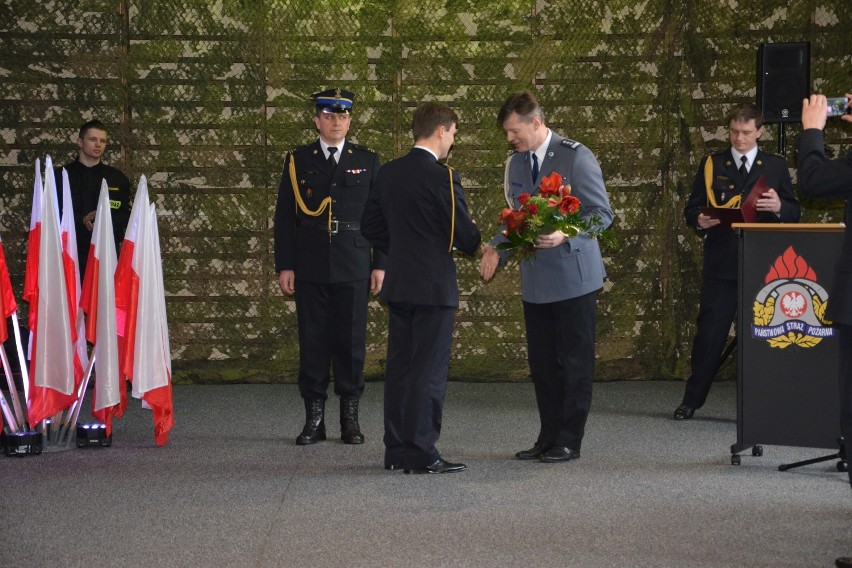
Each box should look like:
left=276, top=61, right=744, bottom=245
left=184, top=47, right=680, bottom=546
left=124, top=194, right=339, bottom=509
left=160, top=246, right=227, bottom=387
left=561, top=138, right=582, bottom=150
left=346, top=142, right=375, bottom=154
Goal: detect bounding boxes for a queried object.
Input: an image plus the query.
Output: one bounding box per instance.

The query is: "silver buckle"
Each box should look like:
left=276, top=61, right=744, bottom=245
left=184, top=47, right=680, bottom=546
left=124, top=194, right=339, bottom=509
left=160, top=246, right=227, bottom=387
left=329, top=220, right=339, bottom=234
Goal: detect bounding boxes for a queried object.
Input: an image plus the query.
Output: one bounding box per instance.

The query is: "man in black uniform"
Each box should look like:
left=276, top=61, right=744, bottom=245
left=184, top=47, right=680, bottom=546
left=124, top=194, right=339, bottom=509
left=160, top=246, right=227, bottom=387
left=58, top=119, right=131, bottom=277
left=274, top=89, right=385, bottom=445
left=676, top=104, right=800, bottom=420
left=797, top=92, right=852, bottom=568
left=361, top=102, right=480, bottom=473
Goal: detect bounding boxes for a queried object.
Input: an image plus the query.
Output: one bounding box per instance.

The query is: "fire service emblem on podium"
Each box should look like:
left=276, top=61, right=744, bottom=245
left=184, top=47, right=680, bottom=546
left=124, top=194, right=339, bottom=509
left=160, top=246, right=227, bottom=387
left=751, top=246, right=834, bottom=349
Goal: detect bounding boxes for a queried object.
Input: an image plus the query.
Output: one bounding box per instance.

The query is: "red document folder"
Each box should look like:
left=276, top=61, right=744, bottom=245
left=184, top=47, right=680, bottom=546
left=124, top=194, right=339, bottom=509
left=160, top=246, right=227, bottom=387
left=700, top=175, right=767, bottom=227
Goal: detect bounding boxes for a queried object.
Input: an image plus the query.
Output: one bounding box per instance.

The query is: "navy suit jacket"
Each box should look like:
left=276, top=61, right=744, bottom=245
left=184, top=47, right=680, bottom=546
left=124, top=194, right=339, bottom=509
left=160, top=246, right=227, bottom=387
left=361, top=148, right=480, bottom=307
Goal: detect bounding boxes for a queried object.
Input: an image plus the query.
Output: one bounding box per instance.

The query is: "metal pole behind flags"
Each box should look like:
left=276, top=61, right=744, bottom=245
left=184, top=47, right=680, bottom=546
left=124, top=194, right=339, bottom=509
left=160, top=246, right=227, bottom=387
left=0, top=344, right=25, bottom=427
left=0, top=389, right=19, bottom=432
left=61, top=353, right=95, bottom=448
left=11, top=313, right=30, bottom=405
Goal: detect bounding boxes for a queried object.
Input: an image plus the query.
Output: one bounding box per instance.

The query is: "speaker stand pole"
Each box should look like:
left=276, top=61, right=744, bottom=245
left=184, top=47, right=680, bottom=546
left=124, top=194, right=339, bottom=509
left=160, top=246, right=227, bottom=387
left=778, top=123, right=786, bottom=156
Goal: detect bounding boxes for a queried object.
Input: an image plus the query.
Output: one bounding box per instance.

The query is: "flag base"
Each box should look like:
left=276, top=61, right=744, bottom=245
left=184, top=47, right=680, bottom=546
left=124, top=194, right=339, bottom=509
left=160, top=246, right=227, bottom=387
left=76, top=423, right=112, bottom=448
left=2, top=431, right=43, bottom=457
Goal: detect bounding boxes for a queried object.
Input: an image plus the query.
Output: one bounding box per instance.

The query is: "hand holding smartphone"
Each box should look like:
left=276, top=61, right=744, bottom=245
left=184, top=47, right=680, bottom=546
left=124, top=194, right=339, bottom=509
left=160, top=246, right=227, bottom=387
left=826, top=96, right=851, bottom=118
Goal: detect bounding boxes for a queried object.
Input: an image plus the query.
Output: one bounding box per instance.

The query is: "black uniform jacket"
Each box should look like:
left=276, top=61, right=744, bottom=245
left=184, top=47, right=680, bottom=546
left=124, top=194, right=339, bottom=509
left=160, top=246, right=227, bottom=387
left=274, top=140, right=386, bottom=283
left=57, top=159, right=132, bottom=260
left=684, top=148, right=800, bottom=281
left=797, top=129, right=852, bottom=325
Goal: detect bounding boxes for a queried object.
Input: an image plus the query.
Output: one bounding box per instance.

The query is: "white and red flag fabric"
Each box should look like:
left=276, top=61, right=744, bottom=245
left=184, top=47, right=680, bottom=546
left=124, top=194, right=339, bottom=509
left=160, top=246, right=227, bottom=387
left=80, top=181, right=123, bottom=436
left=59, top=168, right=89, bottom=384
left=0, top=232, right=16, bottom=432
left=27, top=162, right=77, bottom=426
left=115, top=176, right=148, bottom=382
left=22, top=158, right=43, bottom=356
left=129, top=199, right=173, bottom=446
left=0, top=232, right=16, bottom=345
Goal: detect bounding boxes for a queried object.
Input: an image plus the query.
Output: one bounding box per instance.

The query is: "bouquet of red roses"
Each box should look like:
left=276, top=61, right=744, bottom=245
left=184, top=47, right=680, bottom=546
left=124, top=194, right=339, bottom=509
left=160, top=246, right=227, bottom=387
left=496, top=172, right=609, bottom=259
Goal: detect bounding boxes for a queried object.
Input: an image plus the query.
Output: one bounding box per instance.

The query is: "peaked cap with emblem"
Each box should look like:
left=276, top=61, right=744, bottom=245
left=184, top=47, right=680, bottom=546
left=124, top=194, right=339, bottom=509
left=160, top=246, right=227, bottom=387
left=311, top=88, right=355, bottom=114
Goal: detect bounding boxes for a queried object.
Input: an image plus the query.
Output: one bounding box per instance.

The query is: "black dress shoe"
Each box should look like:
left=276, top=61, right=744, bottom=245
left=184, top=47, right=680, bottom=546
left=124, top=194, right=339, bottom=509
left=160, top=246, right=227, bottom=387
left=515, top=442, right=553, bottom=460
left=404, top=458, right=467, bottom=474
left=673, top=404, right=695, bottom=420
left=836, top=557, right=852, bottom=568
left=539, top=447, right=580, bottom=463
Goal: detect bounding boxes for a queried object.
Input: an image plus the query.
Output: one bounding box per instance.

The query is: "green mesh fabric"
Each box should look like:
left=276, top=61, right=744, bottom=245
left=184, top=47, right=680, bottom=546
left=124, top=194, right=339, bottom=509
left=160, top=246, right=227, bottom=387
left=0, top=1, right=848, bottom=383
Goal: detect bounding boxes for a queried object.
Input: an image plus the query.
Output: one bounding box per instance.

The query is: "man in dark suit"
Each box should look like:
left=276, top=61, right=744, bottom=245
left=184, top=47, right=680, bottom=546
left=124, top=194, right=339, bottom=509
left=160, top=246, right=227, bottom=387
left=274, top=88, right=385, bottom=445
left=796, top=93, right=852, bottom=498
left=480, top=91, right=613, bottom=464
left=675, top=104, right=800, bottom=420
left=361, top=102, right=480, bottom=474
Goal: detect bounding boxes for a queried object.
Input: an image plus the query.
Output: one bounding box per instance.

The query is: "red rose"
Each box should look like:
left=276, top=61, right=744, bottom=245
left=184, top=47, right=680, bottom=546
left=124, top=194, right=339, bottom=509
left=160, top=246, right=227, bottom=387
left=518, top=192, right=531, bottom=205
left=526, top=203, right=538, bottom=215
left=503, top=210, right=528, bottom=232
left=539, top=172, right=563, bottom=197
left=559, top=195, right=580, bottom=214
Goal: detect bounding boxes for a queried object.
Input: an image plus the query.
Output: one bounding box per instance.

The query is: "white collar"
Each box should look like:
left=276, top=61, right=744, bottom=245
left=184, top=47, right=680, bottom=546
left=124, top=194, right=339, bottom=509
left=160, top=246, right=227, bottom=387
left=731, top=146, right=758, bottom=170
left=414, top=145, right=439, bottom=161
left=320, top=139, right=345, bottom=160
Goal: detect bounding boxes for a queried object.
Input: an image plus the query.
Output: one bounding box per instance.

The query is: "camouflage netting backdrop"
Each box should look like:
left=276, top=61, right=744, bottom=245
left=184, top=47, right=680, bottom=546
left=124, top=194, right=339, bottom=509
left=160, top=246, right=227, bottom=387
left=0, top=1, right=849, bottom=384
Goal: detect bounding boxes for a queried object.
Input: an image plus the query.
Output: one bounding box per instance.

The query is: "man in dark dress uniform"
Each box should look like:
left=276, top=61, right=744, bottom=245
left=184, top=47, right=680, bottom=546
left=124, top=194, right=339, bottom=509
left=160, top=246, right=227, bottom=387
left=57, top=119, right=131, bottom=278
left=797, top=92, right=852, bottom=568
left=274, top=89, right=385, bottom=445
left=361, top=102, right=480, bottom=473
left=796, top=93, right=852, bottom=493
left=675, top=104, right=800, bottom=420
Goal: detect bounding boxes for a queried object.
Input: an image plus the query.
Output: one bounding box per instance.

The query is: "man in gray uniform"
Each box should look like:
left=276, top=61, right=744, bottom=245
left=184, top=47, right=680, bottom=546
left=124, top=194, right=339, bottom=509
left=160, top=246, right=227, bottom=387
left=480, top=91, right=613, bottom=463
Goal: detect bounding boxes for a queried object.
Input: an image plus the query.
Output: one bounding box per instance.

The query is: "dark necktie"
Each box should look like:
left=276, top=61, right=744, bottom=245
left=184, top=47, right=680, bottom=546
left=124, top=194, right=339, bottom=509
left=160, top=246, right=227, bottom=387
left=739, top=155, right=748, bottom=178
left=531, top=153, right=539, bottom=183
left=328, top=146, right=338, bottom=175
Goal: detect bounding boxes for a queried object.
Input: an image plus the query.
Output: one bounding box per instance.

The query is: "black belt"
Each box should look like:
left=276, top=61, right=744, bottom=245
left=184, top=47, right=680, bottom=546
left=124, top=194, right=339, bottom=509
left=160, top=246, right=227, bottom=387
left=297, top=219, right=360, bottom=234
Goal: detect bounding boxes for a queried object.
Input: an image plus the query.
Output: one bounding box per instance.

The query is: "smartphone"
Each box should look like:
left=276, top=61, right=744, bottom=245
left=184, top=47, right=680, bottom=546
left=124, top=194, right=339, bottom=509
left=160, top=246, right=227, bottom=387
left=827, top=96, right=850, bottom=117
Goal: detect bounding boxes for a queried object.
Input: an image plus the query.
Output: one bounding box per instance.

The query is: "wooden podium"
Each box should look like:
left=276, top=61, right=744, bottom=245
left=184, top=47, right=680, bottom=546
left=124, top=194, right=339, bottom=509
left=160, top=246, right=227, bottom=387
left=730, top=223, right=844, bottom=465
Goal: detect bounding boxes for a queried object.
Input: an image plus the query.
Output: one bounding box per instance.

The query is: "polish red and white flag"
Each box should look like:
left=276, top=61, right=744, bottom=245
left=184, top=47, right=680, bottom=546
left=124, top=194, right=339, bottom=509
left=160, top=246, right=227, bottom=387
left=27, top=162, right=77, bottom=426
left=0, top=232, right=16, bottom=345
left=129, top=201, right=173, bottom=446
left=0, top=231, right=16, bottom=432
left=59, top=168, right=88, bottom=384
left=22, top=158, right=43, bottom=357
left=80, top=181, right=123, bottom=435
left=115, top=176, right=148, bottom=382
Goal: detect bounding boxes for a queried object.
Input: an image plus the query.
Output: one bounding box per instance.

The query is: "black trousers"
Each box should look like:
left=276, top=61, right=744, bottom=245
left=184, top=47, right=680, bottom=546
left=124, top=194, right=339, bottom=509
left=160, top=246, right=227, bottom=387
left=294, top=279, right=369, bottom=400
left=682, top=278, right=738, bottom=409
left=383, top=302, right=455, bottom=470
left=523, top=291, right=597, bottom=451
left=838, top=325, right=852, bottom=489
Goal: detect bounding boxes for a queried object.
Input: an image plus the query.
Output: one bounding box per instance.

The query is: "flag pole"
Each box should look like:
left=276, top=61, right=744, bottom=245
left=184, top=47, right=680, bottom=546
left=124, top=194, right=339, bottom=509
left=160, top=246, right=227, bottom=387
left=62, top=353, right=96, bottom=448
left=0, top=388, right=19, bottom=432
left=0, top=343, right=24, bottom=427
left=11, top=313, right=30, bottom=407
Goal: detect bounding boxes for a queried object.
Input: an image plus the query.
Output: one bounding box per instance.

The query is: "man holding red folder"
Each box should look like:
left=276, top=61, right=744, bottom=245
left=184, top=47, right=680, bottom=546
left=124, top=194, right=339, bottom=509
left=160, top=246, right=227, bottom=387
left=675, top=104, right=800, bottom=420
